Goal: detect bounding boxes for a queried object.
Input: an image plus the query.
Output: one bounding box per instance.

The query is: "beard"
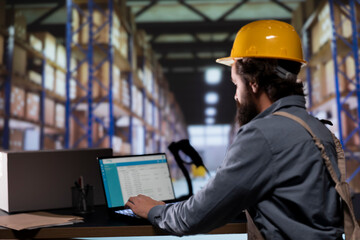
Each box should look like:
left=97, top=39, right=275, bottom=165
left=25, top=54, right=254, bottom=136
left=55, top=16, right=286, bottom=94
left=236, top=88, right=260, bottom=126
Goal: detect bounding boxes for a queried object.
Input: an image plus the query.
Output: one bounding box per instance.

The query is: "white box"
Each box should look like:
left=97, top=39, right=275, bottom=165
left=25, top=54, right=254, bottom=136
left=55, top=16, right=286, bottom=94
left=0, top=148, right=112, bottom=213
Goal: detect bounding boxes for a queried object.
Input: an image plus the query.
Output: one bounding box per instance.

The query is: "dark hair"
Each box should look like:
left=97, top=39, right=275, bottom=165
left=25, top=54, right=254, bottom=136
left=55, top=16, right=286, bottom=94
left=235, top=58, right=305, bottom=102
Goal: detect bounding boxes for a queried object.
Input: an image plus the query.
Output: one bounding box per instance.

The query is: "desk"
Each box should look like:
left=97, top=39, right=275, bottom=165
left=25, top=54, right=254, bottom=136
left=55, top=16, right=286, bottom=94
left=0, top=206, right=247, bottom=239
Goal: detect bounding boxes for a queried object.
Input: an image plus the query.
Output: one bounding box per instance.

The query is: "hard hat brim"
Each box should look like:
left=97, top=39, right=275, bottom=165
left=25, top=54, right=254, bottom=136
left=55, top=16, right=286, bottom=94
left=215, top=57, right=236, bottom=66
left=216, top=56, right=307, bottom=67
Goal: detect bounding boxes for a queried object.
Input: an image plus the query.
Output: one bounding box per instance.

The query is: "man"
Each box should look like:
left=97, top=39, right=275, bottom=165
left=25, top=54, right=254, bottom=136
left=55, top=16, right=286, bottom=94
left=125, top=20, right=344, bottom=239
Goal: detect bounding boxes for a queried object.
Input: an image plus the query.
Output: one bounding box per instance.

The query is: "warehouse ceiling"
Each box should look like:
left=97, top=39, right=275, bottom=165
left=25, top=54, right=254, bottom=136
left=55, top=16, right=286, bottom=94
left=8, top=0, right=305, bottom=126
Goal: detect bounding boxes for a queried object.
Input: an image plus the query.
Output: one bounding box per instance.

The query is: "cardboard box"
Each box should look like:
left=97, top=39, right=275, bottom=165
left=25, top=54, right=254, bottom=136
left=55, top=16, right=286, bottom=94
left=119, top=25, right=128, bottom=59
left=0, top=148, right=112, bottom=212
left=78, top=62, right=118, bottom=99
left=13, top=45, right=27, bottom=75
left=70, top=110, right=87, bottom=148
left=43, top=136, right=56, bottom=150
left=121, top=77, right=130, bottom=107
left=25, top=92, right=40, bottom=122
left=55, top=69, right=66, bottom=97
left=72, top=9, right=80, bottom=43
left=28, top=34, right=43, bottom=52
left=324, top=59, right=335, bottom=98
left=34, top=32, right=57, bottom=62
left=44, top=63, right=55, bottom=91
left=97, top=61, right=121, bottom=100
left=56, top=44, right=66, bottom=69
left=70, top=78, right=77, bottom=100
left=80, top=10, right=104, bottom=44
left=113, top=66, right=121, bottom=101
left=78, top=63, right=89, bottom=98
left=55, top=103, right=65, bottom=129
left=45, top=98, right=55, bottom=126
left=345, top=56, right=356, bottom=92
left=10, top=86, right=25, bottom=118
left=311, top=2, right=341, bottom=54
left=9, top=129, right=25, bottom=151
left=28, top=70, right=42, bottom=85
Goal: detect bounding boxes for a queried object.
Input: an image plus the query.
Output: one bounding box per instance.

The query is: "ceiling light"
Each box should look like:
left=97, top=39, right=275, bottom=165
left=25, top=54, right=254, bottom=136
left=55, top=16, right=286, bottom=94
left=205, top=107, right=217, bottom=117
left=205, top=67, right=222, bottom=85
left=205, top=117, right=215, bottom=125
left=205, top=92, right=219, bottom=104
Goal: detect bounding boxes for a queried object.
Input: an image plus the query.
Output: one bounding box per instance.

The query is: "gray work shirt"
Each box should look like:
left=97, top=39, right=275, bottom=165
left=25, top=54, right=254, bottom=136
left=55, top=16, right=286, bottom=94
left=148, top=95, right=344, bottom=239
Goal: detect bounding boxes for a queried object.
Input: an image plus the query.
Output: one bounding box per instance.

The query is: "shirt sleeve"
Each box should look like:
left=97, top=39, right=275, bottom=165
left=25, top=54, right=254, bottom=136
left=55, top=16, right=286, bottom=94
left=147, top=125, right=276, bottom=236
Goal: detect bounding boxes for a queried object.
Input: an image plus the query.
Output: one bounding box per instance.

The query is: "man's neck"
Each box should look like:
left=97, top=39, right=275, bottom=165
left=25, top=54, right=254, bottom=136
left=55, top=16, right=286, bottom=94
left=256, top=92, right=273, bottom=113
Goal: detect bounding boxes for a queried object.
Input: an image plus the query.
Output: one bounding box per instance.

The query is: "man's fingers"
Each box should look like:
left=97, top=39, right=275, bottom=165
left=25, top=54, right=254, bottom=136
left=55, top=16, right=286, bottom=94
left=128, top=196, right=135, bottom=204
left=124, top=200, right=134, bottom=209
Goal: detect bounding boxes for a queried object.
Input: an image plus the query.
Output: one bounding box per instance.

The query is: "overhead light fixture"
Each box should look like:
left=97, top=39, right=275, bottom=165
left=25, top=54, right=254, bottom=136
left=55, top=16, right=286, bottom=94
left=205, top=117, right=215, bottom=125
left=205, top=107, right=217, bottom=117
left=205, top=67, right=222, bottom=85
left=205, top=92, right=219, bottom=104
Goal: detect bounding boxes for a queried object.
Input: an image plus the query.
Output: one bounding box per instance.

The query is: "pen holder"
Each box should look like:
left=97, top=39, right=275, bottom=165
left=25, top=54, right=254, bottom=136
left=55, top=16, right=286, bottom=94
left=71, top=185, right=94, bottom=214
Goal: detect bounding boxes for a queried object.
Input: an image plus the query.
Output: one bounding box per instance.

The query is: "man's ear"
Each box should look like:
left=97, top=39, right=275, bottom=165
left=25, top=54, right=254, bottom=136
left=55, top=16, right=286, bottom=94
left=249, top=82, right=259, bottom=93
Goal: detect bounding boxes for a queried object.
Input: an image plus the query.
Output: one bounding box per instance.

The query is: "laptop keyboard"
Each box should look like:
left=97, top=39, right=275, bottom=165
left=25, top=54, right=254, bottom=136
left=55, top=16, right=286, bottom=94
left=115, top=209, right=141, bottom=218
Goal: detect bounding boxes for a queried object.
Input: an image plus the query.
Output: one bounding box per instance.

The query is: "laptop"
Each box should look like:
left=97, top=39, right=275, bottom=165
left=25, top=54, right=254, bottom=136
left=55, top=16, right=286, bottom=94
left=98, top=153, right=177, bottom=222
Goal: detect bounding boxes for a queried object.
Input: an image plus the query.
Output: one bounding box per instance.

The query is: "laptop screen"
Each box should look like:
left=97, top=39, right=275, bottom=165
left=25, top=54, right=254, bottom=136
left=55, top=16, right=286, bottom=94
left=98, top=153, right=175, bottom=208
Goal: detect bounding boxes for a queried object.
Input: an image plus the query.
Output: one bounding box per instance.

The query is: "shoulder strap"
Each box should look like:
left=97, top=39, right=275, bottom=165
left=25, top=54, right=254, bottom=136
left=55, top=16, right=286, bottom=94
left=273, top=111, right=360, bottom=240
left=245, top=210, right=265, bottom=240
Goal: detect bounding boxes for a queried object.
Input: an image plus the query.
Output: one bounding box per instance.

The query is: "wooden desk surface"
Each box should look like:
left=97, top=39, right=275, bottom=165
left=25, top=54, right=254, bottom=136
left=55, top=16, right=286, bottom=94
left=0, top=206, right=247, bottom=239
left=0, top=223, right=246, bottom=239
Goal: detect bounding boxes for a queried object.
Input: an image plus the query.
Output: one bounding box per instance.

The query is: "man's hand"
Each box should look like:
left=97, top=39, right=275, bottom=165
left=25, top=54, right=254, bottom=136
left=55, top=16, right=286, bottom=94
left=125, top=194, right=165, bottom=219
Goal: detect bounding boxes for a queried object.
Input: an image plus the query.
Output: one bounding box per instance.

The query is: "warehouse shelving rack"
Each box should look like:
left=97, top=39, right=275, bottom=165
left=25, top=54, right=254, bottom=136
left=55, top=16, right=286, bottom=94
left=302, top=0, right=360, bottom=187
left=1, top=0, right=188, bottom=155
left=1, top=21, right=66, bottom=150
left=328, top=0, right=360, bottom=182
left=1, top=27, right=14, bottom=150
left=65, top=0, right=116, bottom=149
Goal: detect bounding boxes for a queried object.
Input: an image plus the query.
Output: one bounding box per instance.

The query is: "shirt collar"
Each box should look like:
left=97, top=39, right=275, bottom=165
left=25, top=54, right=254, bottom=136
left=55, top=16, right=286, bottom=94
left=253, top=95, right=306, bottom=121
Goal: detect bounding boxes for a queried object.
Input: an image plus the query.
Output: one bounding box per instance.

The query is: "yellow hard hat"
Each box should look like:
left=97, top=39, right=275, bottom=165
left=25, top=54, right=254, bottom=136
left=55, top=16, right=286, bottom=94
left=216, top=20, right=307, bottom=66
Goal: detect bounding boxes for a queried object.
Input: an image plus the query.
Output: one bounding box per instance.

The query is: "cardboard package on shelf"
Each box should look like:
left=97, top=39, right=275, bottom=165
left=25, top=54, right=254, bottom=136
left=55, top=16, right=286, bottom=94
left=55, top=103, right=65, bottom=129
left=28, top=34, right=43, bottom=53
left=78, top=8, right=126, bottom=60
left=25, top=91, right=40, bottom=122
left=0, top=129, right=25, bottom=151
left=44, top=63, right=55, bottom=92
left=56, top=44, right=66, bottom=70
left=70, top=110, right=88, bottom=148
left=310, top=2, right=341, bottom=54
left=44, top=98, right=55, bottom=126
left=55, top=69, right=66, bottom=98
left=78, top=61, right=121, bottom=101
left=28, top=70, right=42, bottom=85
left=33, top=32, right=57, bottom=62
left=10, top=86, right=25, bottom=118
left=9, top=129, right=25, bottom=151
